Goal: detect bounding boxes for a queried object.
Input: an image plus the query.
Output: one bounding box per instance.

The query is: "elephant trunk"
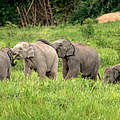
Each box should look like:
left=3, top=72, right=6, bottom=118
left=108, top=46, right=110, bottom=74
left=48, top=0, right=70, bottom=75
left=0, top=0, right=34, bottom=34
left=11, top=58, right=17, bottom=66
left=7, top=49, right=17, bottom=66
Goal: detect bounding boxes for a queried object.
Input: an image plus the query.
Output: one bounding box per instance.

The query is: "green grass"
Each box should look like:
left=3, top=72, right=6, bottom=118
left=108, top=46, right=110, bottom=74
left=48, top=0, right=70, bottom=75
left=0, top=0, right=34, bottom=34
left=0, top=21, right=120, bottom=119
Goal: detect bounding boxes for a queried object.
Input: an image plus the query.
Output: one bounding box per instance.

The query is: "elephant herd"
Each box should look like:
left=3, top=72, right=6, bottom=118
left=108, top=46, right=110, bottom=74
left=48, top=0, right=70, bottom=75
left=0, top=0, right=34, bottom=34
left=0, top=38, right=120, bottom=84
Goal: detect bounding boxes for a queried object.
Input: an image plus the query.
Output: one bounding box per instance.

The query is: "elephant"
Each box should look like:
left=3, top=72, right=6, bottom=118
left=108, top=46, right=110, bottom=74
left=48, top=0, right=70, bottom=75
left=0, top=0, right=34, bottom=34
left=12, top=41, right=58, bottom=79
left=3, top=48, right=17, bottom=66
left=52, top=38, right=100, bottom=80
left=37, top=39, right=55, bottom=49
left=0, top=48, right=17, bottom=81
left=103, top=64, right=120, bottom=83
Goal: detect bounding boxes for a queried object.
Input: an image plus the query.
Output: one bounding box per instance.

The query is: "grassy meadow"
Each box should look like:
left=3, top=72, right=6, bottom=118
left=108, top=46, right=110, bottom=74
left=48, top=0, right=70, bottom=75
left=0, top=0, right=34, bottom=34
left=0, top=21, right=120, bottom=119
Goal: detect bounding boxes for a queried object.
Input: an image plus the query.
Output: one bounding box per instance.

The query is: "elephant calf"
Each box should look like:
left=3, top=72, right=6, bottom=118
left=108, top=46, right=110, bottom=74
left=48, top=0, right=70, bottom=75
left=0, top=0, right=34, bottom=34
left=103, top=64, right=120, bottom=83
left=12, top=41, right=58, bottom=79
left=52, top=38, right=100, bottom=80
left=0, top=48, right=16, bottom=81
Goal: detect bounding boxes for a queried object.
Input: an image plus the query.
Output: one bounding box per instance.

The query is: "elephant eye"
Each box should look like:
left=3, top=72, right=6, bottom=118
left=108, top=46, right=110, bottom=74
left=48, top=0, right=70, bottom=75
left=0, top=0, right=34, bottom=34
left=19, top=48, right=22, bottom=50
left=59, top=43, right=62, bottom=46
left=58, top=46, right=61, bottom=50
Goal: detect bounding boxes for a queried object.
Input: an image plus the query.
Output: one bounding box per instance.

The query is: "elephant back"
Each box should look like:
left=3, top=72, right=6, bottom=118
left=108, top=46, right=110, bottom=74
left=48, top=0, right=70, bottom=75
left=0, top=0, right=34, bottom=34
left=74, top=43, right=99, bottom=59
left=112, top=64, right=120, bottom=71
left=37, top=39, right=55, bottom=49
left=32, top=42, right=58, bottom=69
left=34, top=41, right=57, bottom=56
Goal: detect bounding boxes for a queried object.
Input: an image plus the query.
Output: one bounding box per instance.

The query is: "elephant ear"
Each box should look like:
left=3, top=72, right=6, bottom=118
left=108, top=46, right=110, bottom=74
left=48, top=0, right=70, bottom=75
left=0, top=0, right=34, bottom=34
left=26, top=46, right=34, bottom=58
left=53, top=39, right=75, bottom=57
left=66, top=43, right=75, bottom=57
left=7, top=48, right=17, bottom=66
left=113, top=68, right=119, bottom=79
left=7, top=48, right=13, bottom=61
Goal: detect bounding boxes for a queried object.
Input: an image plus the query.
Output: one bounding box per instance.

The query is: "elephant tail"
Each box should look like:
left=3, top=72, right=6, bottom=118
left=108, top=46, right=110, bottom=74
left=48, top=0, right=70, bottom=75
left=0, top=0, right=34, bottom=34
left=37, top=39, right=55, bottom=49
left=98, top=73, right=101, bottom=80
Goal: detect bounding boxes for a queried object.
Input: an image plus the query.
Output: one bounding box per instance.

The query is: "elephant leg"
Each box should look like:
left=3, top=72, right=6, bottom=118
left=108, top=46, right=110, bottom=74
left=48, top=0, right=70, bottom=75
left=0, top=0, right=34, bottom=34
left=24, top=67, right=32, bottom=79
left=0, top=77, right=4, bottom=81
left=0, top=68, right=6, bottom=81
left=24, top=61, right=32, bottom=79
left=91, top=64, right=99, bottom=81
left=46, top=70, right=57, bottom=80
left=64, top=59, right=80, bottom=80
left=0, top=72, right=5, bottom=81
left=36, top=67, right=46, bottom=80
left=7, top=68, right=11, bottom=80
left=65, top=68, right=80, bottom=80
left=91, top=75, right=97, bottom=81
left=46, top=71, right=56, bottom=80
left=62, top=59, right=69, bottom=79
left=3, top=69, right=8, bottom=80
left=38, top=71, right=46, bottom=80
left=48, top=59, right=58, bottom=80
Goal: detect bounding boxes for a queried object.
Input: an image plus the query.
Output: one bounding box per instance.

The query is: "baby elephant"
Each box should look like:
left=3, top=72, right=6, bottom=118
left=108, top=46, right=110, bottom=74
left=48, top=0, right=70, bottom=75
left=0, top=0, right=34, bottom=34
left=103, top=64, right=120, bottom=83
left=12, top=41, right=58, bottom=80
left=0, top=48, right=16, bottom=81
left=53, top=38, right=100, bottom=80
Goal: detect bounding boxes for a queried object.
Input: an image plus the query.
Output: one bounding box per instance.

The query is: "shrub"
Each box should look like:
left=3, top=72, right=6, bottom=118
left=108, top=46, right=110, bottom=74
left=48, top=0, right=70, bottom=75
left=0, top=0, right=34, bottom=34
left=81, top=18, right=95, bottom=39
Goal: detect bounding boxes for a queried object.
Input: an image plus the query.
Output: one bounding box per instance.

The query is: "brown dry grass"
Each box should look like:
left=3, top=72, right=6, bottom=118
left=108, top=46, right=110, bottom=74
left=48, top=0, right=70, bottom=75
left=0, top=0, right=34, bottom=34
left=97, top=12, right=120, bottom=24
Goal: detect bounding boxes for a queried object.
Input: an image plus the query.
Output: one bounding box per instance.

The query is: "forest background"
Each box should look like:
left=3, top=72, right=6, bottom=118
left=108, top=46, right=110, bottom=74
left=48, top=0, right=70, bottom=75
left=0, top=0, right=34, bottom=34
left=0, top=0, right=120, bottom=26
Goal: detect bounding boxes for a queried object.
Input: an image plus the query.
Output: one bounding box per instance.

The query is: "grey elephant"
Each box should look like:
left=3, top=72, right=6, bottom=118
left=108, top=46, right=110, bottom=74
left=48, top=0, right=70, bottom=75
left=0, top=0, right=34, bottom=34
left=0, top=48, right=16, bottom=81
left=103, top=64, right=120, bottom=83
left=52, top=38, right=100, bottom=80
left=12, top=40, right=58, bottom=79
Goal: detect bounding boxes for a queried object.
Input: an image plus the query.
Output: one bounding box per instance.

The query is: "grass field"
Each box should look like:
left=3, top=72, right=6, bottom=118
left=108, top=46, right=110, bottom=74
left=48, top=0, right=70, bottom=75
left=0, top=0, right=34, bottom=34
left=0, top=21, right=120, bottom=120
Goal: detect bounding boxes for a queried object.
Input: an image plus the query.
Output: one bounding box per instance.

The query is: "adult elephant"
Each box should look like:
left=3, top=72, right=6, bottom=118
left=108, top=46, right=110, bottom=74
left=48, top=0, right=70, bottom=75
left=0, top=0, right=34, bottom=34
left=12, top=41, right=58, bottom=79
left=103, top=64, right=120, bottom=83
left=52, top=38, right=100, bottom=80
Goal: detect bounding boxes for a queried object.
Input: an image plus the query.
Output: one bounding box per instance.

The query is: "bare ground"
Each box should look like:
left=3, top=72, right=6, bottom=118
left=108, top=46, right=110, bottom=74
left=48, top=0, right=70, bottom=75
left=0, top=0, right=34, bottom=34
left=97, top=12, right=120, bottom=24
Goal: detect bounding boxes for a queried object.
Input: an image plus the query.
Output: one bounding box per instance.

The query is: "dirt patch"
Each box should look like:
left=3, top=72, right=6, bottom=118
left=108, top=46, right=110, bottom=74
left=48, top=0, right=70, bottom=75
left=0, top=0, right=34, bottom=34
left=97, top=12, right=120, bottom=24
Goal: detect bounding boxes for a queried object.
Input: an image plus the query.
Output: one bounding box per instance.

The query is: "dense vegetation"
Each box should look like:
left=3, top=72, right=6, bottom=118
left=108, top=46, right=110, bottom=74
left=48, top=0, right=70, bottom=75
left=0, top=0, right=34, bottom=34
left=0, top=0, right=120, bottom=26
left=0, top=21, right=120, bottom=119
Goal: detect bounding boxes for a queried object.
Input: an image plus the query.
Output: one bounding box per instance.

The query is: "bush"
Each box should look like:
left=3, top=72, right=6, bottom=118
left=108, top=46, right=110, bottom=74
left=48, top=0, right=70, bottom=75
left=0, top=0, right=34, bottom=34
left=81, top=18, right=95, bottom=39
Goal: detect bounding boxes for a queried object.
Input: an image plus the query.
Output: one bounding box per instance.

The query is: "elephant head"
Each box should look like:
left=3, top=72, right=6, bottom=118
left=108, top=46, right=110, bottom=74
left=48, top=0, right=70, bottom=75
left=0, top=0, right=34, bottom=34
left=52, top=38, right=75, bottom=58
left=103, top=67, right=120, bottom=83
left=1, top=48, right=17, bottom=66
left=7, top=48, right=17, bottom=66
left=12, top=42, right=34, bottom=59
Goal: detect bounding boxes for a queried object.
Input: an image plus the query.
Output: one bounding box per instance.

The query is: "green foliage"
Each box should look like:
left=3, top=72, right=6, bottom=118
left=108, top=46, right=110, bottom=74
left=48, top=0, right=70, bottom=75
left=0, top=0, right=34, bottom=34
left=5, top=21, right=18, bottom=28
left=0, top=0, right=32, bottom=26
left=69, top=0, right=90, bottom=24
left=81, top=18, right=95, bottom=39
left=0, top=0, right=120, bottom=26
left=0, top=21, right=120, bottom=119
left=0, top=1, right=19, bottom=25
left=0, top=42, right=6, bottom=49
left=98, top=48, right=119, bottom=68
left=68, top=0, right=120, bottom=24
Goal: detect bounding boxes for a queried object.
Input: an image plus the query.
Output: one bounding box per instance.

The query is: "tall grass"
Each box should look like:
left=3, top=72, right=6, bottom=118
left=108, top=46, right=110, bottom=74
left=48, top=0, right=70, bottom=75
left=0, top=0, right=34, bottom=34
left=0, top=21, right=120, bottom=119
